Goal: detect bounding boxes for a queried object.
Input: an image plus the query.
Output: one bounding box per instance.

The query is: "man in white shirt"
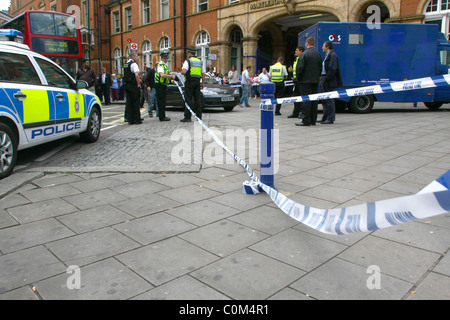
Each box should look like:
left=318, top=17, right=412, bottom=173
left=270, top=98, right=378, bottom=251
left=228, top=65, right=240, bottom=84
left=239, top=65, right=253, bottom=107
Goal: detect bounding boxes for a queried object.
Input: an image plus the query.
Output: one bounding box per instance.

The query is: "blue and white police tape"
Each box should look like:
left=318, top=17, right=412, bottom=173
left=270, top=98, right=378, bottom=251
left=261, top=74, right=450, bottom=106
left=174, top=80, right=450, bottom=235
left=257, top=171, right=449, bottom=235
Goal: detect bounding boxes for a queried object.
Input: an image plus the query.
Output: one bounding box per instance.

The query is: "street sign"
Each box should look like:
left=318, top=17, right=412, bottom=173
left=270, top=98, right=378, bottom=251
left=130, top=43, right=138, bottom=50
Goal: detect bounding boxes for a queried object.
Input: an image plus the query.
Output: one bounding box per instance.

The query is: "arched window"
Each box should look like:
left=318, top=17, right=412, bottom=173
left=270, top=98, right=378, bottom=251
left=114, top=48, right=122, bottom=74
left=195, top=31, right=210, bottom=70
left=424, top=0, right=450, bottom=39
left=142, top=40, right=152, bottom=69
left=160, top=36, right=171, bottom=69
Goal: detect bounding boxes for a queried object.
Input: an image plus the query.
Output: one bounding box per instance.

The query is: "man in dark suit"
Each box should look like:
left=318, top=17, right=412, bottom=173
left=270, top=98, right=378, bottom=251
left=100, top=67, right=112, bottom=105
left=295, top=37, right=322, bottom=127
left=319, top=41, right=343, bottom=124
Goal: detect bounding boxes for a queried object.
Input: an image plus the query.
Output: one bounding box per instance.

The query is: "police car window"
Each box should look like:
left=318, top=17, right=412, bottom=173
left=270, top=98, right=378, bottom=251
left=0, top=52, right=41, bottom=84
left=34, top=57, right=74, bottom=89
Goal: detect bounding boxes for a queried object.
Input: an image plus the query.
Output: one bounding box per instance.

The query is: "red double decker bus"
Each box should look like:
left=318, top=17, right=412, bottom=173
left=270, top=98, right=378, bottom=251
left=2, top=10, right=82, bottom=76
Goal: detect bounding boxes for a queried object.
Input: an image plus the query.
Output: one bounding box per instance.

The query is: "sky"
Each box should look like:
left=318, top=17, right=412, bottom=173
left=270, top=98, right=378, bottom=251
left=0, top=0, right=11, bottom=11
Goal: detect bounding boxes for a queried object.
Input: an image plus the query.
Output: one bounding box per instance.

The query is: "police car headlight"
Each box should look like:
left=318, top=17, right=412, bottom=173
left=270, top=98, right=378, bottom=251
left=233, top=89, right=239, bottom=95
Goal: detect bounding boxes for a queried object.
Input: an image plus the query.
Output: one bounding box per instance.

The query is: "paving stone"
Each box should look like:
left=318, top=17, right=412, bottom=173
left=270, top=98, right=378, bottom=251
left=251, top=228, right=348, bottom=272
left=338, top=236, right=441, bottom=283
left=0, top=218, right=75, bottom=253
left=113, top=212, right=196, bottom=245
left=35, top=258, right=153, bottom=300
left=63, top=189, right=129, bottom=210
left=56, top=205, right=134, bottom=234
left=7, top=198, right=79, bottom=224
left=0, top=246, right=66, bottom=294
left=191, top=249, right=303, bottom=300
left=180, top=220, right=269, bottom=256
left=406, top=272, right=450, bottom=300
left=117, top=237, right=218, bottom=286
left=290, top=258, right=412, bottom=300
left=45, top=228, right=140, bottom=266
left=112, top=193, right=182, bottom=217
left=166, top=199, right=241, bottom=226
left=133, top=275, right=230, bottom=300
left=20, top=184, right=82, bottom=202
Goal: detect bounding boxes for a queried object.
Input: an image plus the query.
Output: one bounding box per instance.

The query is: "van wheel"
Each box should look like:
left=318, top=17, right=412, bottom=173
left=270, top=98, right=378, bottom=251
left=80, top=107, right=101, bottom=142
left=424, top=102, right=443, bottom=110
left=349, top=95, right=374, bottom=113
left=0, top=123, right=18, bottom=180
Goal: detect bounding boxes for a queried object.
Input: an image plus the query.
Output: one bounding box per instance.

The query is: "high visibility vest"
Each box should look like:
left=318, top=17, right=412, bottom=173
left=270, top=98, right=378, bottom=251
left=155, top=61, right=171, bottom=85
left=293, top=56, right=299, bottom=81
left=187, top=57, right=202, bottom=80
left=270, top=62, right=285, bottom=82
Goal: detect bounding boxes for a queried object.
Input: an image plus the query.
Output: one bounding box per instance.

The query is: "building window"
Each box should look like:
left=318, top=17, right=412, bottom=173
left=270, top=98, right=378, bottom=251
left=160, top=36, right=171, bottom=69
left=142, top=0, right=150, bottom=24
left=142, top=40, right=152, bottom=69
left=198, top=0, right=208, bottom=12
left=426, top=0, right=439, bottom=12
left=230, top=0, right=239, bottom=4
left=161, top=0, right=169, bottom=20
left=196, top=31, right=210, bottom=70
left=114, top=48, right=122, bottom=74
left=82, top=1, right=88, bottom=26
left=424, top=0, right=450, bottom=39
left=125, top=7, right=132, bottom=31
left=113, top=12, right=120, bottom=33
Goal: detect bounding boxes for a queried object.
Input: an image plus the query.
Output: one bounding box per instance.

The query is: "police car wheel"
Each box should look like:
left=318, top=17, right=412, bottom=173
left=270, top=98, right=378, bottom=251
left=80, top=107, right=101, bottom=142
left=0, top=123, right=18, bottom=179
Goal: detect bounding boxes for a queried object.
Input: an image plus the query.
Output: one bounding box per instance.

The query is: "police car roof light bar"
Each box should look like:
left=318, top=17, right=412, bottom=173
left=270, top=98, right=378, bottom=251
left=0, top=29, right=25, bottom=44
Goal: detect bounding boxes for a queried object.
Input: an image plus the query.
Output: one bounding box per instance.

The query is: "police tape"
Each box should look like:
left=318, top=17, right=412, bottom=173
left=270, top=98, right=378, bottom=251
left=261, top=74, right=450, bottom=106
left=174, top=81, right=450, bottom=235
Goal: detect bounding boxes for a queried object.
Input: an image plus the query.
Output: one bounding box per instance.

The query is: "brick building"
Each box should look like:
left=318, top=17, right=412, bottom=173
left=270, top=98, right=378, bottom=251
left=5, top=0, right=447, bottom=77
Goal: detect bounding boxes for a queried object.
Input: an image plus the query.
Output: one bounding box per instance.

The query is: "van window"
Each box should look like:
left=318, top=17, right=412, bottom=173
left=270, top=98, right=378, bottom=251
left=440, top=50, right=450, bottom=66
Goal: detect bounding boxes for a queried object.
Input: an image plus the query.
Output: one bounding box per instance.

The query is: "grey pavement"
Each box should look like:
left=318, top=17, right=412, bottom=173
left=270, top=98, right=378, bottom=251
left=0, top=100, right=449, bottom=300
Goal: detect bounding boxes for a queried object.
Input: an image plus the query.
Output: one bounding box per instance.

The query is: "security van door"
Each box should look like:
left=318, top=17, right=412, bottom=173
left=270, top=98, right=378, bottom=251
left=0, top=52, right=56, bottom=143
left=34, top=57, right=85, bottom=138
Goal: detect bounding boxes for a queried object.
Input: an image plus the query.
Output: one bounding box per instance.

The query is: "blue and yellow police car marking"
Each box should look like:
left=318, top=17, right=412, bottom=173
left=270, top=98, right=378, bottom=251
left=21, top=89, right=50, bottom=124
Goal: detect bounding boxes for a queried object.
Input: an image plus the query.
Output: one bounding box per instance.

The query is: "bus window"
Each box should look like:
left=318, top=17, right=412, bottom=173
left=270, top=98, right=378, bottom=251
left=30, top=12, right=56, bottom=36
left=54, top=14, right=77, bottom=38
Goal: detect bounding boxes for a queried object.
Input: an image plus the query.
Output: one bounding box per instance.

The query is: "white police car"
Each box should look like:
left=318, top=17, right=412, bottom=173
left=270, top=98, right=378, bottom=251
left=0, top=29, right=102, bottom=179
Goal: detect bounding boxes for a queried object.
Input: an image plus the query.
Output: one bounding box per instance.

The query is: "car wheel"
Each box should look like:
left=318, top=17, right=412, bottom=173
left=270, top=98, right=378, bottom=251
left=0, top=123, right=18, bottom=180
left=80, top=107, right=101, bottom=142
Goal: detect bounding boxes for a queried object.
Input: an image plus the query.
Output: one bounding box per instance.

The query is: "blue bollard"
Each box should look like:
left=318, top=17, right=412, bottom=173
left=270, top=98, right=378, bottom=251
left=259, top=82, right=275, bottom=189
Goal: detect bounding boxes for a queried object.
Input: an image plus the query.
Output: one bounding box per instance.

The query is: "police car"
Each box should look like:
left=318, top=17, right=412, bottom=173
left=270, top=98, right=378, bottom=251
left=0, top=30, right=102, bottom=179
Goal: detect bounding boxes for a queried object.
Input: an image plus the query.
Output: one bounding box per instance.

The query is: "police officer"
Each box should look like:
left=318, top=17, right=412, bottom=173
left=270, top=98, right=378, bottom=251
left=288, top=46, right=304, bottom=118
left=123, top=51, right=142, bottom=125
left=180, top=47, right=205, bottom=122
left=269, top=57, right=288, bottom=115
left=155, top=51, right=175, bottom=121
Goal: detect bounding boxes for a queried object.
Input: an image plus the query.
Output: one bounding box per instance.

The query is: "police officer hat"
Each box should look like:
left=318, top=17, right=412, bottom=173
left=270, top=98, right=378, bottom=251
left=160, top=51, right=169, bottom=58
left=186, top=47, right=197, bottom=55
